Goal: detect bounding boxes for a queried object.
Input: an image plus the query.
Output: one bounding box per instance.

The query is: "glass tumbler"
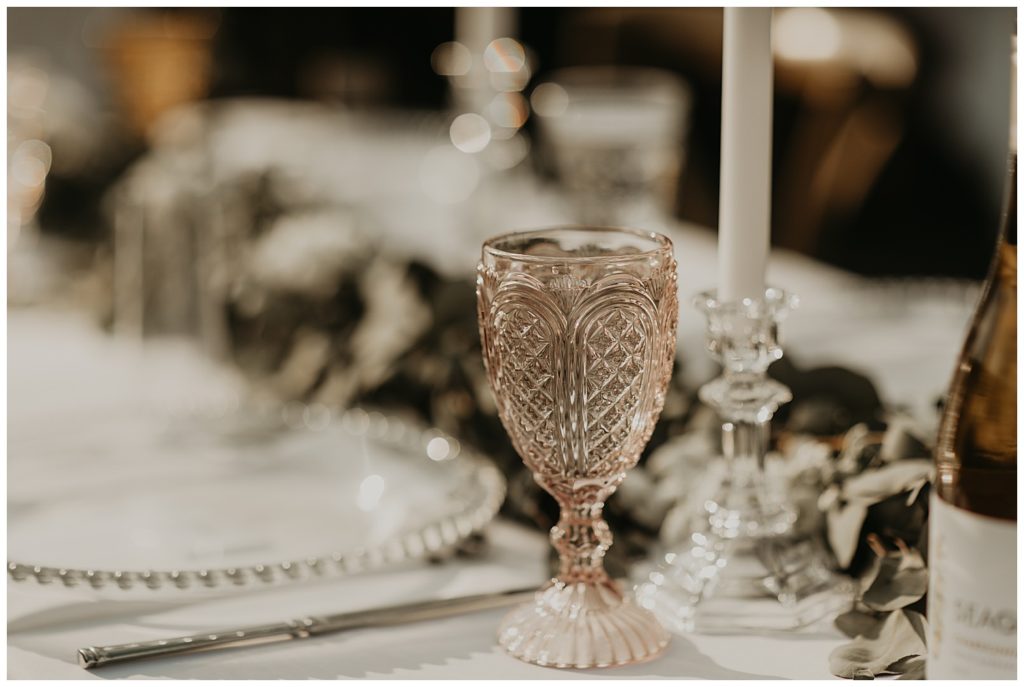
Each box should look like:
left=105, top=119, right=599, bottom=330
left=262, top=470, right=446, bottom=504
left=532, top=67, right=691, bottom=226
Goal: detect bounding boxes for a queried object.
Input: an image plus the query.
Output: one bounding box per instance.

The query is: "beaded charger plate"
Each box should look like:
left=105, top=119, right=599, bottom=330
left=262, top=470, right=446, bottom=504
left=8, top=405, right=505, bottom=593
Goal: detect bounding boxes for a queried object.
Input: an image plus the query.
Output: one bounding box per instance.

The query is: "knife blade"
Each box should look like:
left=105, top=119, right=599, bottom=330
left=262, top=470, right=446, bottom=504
left=78, top=584, right=538, bottom=669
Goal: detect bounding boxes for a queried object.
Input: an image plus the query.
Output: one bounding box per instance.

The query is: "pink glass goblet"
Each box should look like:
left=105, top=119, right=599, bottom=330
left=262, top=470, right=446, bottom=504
left=477, top=227, right=678, bottom=668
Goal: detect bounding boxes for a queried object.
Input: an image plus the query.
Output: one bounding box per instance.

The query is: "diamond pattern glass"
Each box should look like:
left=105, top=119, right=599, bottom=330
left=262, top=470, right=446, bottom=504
left=477, top=227, right=678, bottom=668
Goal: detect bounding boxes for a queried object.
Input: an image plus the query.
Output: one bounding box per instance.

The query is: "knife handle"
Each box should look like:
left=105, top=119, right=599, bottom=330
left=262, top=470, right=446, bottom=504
left=78, top=619, right=310, bottom=668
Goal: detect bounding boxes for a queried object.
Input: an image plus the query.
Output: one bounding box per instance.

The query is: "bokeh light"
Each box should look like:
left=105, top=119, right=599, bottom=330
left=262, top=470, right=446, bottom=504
left=485, top=92, right=529, bottom=130
left=774, top=8, right=842, bottom=62
left=483, top=37, right=526, bottom=73
left=426, top=436, right=451, bottom=461
left=356, top=474, right=386, bottom=511
left=11, top=140, right=52, bottom=188
left=530, top=82, right=569, bottom=118
left=431, top=41, right=472, bottom=77
left=449, top=112, right=491, bottom=153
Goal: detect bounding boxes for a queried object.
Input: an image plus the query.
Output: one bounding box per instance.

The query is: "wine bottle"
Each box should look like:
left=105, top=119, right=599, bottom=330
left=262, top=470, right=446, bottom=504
left=926, top=37, right=1017, bottom=680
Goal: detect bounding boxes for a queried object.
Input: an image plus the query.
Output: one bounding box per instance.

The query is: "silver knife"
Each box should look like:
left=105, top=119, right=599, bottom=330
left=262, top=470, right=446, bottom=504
left=78, top=585, right=538, bottom=669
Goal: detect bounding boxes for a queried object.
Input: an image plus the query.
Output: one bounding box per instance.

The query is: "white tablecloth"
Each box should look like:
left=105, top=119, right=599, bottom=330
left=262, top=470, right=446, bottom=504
left=8, top=101, right=979, bottom=677
left=7, top=519, right=842, bottom=680
left=7, top=221, right=975, bottom=678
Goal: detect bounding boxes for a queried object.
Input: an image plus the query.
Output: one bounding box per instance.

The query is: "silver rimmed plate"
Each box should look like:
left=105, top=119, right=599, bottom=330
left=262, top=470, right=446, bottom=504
left=8, top=405, right=505, bottom=593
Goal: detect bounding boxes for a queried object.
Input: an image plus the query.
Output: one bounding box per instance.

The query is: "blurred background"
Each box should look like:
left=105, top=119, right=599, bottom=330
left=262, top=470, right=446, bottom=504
left=9, top=7, right=1014, bottom=281
left=7, top=7, right=1017, bottom=572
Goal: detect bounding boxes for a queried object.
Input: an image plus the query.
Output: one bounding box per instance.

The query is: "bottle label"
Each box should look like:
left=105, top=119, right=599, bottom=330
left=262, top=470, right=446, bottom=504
left=927, top=493, right=1017, bottom=679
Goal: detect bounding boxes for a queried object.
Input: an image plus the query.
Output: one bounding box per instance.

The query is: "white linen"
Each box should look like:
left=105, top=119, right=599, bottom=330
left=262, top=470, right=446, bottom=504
left=7, top=242, right=973, bottom=677
left=9, top=515, right=837, bottom=680
left=8, top=102, right=976, bottom=678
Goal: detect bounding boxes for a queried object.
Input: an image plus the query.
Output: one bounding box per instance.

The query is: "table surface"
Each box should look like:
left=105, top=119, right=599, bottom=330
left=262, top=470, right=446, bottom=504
left=7, top=105, right=978, bottom=678
left=7, top=236, right=973, bottom=679
left=8, top=519, right=844, bottom=680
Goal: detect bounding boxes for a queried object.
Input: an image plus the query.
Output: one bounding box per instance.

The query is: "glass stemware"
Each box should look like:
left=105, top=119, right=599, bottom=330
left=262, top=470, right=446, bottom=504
left=477, top=226, right=677, bottom=668
left=532, top=67, right=691, bottom=227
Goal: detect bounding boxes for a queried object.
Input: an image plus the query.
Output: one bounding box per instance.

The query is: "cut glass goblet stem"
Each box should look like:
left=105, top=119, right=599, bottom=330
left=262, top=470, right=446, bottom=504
left=477, top=226, right=677, bottom=668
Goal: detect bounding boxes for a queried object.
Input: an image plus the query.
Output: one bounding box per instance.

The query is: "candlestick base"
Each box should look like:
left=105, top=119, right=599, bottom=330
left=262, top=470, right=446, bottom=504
left=634, top=288, right=855, bottom=632
left=634, top=531, right=856, bottom=634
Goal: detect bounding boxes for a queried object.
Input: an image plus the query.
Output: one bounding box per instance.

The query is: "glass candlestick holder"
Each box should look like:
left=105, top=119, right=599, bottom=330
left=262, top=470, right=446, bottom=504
left=695, top=287, right=798, bottom=540
left=635, top=287, right=855, bottom=633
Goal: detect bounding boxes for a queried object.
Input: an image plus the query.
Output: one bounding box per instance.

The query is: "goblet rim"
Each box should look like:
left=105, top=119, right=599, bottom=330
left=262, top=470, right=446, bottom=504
left=481, top=225, right=673, bottom=265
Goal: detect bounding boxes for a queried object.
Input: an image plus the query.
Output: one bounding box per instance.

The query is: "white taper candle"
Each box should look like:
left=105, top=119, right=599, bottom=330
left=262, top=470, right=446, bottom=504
left=454, top=7, right=516, bottom=101
left=718, top=7, right=774, bottom=302
left=455, top=7, right=516, bottom=54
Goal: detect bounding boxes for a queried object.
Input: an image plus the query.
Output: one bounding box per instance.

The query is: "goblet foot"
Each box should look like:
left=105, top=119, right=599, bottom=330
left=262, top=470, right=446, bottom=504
left=497, top=577, right=670, bottom=669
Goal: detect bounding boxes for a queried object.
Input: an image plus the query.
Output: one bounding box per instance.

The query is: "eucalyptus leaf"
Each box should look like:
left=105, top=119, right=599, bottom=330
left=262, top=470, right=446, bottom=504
left=818, top=484, right=841, bottom=512
left=902, top=608, right=928, bottom=645
left=862, top=552, right=928, bottom=612
left=905, top=478, right=928, bottom=507
left=828, top=610, right=927, bottom=679
left=879, top=417, right=929, bottom=463
left=785, top=435, right=834, bottom=481
left=827, top=502, right=868, bottom=569
left=835, top=609, right=884, bottom=638
left=863, top=568, right=929, bottom=612
left=836, top=423, right=873, bottom=474
left=889, top=654, right=927, bottom=679
left=841, top=460, right=933, bottom=504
